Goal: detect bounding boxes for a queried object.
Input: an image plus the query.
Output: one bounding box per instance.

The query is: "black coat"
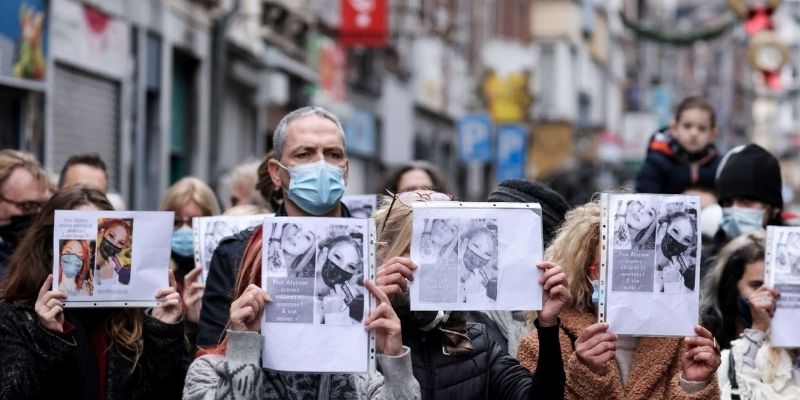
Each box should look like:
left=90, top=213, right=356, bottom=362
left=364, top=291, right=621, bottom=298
left=404, top=321, right=564, bottom=400
left=0, top=301, right=186, bottom=400
left=196, top=204, right=353, bottom=348
left=635, top=128, right=721, bottom=194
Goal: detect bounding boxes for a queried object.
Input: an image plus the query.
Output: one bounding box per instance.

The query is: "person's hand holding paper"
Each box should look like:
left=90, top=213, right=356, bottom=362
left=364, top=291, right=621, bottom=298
left=537, top=261, right=570, bottom=327
left=230, top=284, right=271, bottom=332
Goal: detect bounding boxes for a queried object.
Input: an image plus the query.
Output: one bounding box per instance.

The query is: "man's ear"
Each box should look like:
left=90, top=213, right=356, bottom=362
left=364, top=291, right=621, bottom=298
left=268, top=159, right=284, bottom=188
left=343, top=158, right=350, bottom=185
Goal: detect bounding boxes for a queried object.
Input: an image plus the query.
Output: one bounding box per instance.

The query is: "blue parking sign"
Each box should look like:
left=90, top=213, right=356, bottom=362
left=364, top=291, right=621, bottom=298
left=457, top=113, right=492, bottom=163
left=495, top=124, right=527, bottom=181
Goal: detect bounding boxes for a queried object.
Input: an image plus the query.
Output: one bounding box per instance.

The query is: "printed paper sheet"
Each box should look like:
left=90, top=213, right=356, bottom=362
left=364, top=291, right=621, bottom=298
left=765, top=226, right=800, bottom=348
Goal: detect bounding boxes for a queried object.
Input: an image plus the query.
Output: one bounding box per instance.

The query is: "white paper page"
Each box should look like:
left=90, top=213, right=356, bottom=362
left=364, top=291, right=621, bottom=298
left=53, top=210, right=173, bottom=307
left=193, top=214, right=272, bottom=282
left=765, top=226, right=800, bottom=348
left=603, top=194, right=701, bottom=336
left=409, top=202, right=543, bottom=311
left=341, top=194, right=378, bottom=219
left=261, top=217, right=373, bottom=373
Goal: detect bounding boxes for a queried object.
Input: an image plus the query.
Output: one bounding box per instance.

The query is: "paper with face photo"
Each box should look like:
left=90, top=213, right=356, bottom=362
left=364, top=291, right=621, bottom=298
left=261, top=217, right=374, bottom=373
left=193, top=214, right=272, bottom=282
left=53, top=210, right=173, bottom=307
left=601, top=193, right=701, bottom=336
left=765, top=226, right=800, bottom=348
left=409, top=202, right=543, bottom=311
left=341, top=194, right=378, bottom=219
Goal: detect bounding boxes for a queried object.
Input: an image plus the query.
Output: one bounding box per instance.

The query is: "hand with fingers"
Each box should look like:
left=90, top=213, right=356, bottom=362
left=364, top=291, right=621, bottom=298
left=229, top=284, right=271, bottom=332
left=537, top=262, right=571, bottom=327
left=748, top=286, right=780, bottom=333
left=364, top=280, right=404, bottom=357
left=375, top=256, right=417, bottom=300
left=681, top=325, right=722, bottom=382
left=575, top=322, right=618, bottom=376
left=35, top=275, right=68, bottom=333
left=183, top=266, right=206, bottom=323
left=152, top=270, right=183, bottom=324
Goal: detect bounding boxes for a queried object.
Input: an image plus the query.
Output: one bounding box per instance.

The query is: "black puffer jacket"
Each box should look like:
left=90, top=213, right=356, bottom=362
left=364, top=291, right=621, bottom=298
left=404, top=320, right=564, bottom=400
left=0, top=301, right=186, bottom=400
left=197, top=204, right=353, bottom=348
left=635, top=127, right=721, bottom=194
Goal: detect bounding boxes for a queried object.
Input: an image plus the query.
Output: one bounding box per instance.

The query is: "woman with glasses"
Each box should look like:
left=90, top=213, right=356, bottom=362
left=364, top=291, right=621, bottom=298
left=517, top=201, right=720, bottom=399
left=374, top=190, right=569, bottom=399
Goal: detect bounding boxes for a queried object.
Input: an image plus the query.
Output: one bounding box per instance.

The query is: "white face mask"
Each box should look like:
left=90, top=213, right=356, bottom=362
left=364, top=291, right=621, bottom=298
left=720, top=207, right=764, bottom=238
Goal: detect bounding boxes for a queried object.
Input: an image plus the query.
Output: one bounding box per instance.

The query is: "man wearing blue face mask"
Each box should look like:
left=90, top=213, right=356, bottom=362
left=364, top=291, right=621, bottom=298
left=197, top=106, right=354, bottom=347
left=700, top=144, right=785, bottom=283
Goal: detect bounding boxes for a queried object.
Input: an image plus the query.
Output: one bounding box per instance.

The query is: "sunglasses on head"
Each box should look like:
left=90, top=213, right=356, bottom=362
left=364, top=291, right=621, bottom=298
left=380, top=189, right=453, bottom=236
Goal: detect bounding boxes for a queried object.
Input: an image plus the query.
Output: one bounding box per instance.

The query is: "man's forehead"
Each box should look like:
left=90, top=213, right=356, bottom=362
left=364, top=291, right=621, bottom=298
left=284, top=115, right=343, bottom=145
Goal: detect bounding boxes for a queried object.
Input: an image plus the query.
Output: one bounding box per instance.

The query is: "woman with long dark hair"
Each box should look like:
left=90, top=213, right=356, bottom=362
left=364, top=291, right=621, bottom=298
left=0, top=186, right=186, bottom=399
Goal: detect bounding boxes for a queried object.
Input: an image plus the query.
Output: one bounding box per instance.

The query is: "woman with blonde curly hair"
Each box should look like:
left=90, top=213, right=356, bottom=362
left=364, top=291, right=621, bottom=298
left=0, top=186, right=185, bottom=399
left=516, top=200, right=721, bottom=399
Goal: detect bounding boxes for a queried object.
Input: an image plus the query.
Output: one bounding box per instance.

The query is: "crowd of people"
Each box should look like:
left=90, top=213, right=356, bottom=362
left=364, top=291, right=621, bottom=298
left=0, top=98, right=797, bottom=399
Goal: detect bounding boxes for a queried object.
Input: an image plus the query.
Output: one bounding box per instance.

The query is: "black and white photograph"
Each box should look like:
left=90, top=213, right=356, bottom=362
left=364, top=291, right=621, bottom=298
left=194, top=215, right=270, bottom=281
left=654, top=202, right=698, bottom=293
left=420, top=218, right=459, bottom=263
left=314, top=225, right=366, bottom=325
left=765, top=226, right=800, bottom=347
left=459, top=219, right=499, bottom=304
left=202, top=220, right=239, bottom=268
left=602, top=193, right=701, bottom=337
left=266, top=221, right=317, bottom=278
left=613, top=199, right=657, bottom=251
left=410, top=203, right=543, bottom=311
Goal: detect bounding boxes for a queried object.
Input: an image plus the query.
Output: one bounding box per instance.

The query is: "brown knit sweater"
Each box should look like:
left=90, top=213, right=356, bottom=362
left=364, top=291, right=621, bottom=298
left=516, top=308, right=720, bottom=399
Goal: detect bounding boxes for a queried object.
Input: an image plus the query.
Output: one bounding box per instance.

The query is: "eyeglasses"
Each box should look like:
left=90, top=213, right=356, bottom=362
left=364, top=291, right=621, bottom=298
left=380, top=189, right=453, bottom=235
left=0, top=194, right=44, bottom=214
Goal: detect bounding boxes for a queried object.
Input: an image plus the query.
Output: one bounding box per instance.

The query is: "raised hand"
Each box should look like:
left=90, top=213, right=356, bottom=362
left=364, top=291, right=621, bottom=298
left=748, top=286, right=779, bottom=333
left=183, top=266, right=205, bottom=323
left=575, top=322, right=617, bottom=376
left=375, top=256, right=416, bottom=299
left=229, top=284, right=271, bottom=332
left=364, top=280, right=403, bottom=356
left=153, top=270, right=183, bottom=324
left=681, top=325, right=721, bottom=382
left=35, top=275, right=67, bottom=332
left=537, top=262, right=571, bottom=327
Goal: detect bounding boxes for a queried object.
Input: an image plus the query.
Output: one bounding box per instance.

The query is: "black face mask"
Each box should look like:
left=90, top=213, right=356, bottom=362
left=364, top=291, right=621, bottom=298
left=661, top=233, right=689, bottom=259
left=463, top=248, right=489, bottom=273
left=738, top=297, right=753, bottom=328
left=0, top=213, right=37, bottom=248
left=99, top=238, right=122, bottom=259
left=321, top=261, right=354, bottom=288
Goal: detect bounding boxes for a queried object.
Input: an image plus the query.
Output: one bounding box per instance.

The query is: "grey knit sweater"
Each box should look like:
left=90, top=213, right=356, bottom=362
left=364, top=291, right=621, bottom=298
left=183, top=330, right=421, bottom=400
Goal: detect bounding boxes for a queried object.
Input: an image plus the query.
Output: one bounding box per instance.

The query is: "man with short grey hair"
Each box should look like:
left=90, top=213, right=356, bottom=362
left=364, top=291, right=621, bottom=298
left=197, top=106, right=354, bottom=347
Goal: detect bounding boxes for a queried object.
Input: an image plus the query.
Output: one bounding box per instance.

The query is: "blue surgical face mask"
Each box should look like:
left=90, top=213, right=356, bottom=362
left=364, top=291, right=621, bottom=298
left=720, top=207, right=764, bottom=238
left=61, top=253, right=83, bottom=278
left=171, top=226, right=194, bottom=257
left=590, top=279, right=600, bottom=306
left=279, top=160, right=345, bottom=215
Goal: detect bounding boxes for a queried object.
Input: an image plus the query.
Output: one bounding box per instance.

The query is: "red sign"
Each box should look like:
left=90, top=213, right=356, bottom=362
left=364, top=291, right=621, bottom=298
left=340, top=0, right=387, bottom=47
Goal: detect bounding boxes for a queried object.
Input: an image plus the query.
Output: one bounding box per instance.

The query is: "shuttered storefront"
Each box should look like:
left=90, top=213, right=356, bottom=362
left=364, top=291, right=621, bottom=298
left=53, top=64, right=120, bottom=190
left=218, top=80, right=257, bottom=172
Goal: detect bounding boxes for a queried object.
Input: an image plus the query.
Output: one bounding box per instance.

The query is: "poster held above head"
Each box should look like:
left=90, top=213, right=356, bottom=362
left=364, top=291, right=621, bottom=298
left=53, top=210, right=173, bottom=307
left=599, top=193, right=701, bottom=336
left=192, top=214, right=272, bottom=282
left=765, top=226, right=800, bottom=348
left=409, top=202, right=544, bottom=311
left=261, top=216, right=376, bottom=373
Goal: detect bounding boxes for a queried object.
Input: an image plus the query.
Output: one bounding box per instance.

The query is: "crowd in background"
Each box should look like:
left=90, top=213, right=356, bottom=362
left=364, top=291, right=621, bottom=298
left=0, top=98, right=798, bottom=399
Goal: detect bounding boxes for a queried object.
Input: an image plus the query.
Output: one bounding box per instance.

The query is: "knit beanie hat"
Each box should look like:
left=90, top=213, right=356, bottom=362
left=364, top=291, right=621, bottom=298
left=715, top=144, right=783, bottom=209
left=487, top=179, right=570, bottom=245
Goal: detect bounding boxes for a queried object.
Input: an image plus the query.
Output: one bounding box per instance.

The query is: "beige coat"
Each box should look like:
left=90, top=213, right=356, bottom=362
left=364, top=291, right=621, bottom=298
left=516, top=308, right=720, bottom=399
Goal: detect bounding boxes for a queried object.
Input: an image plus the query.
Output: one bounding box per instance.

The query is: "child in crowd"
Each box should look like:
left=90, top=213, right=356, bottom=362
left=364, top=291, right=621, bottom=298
left=635, top=96, right=721, bottom=195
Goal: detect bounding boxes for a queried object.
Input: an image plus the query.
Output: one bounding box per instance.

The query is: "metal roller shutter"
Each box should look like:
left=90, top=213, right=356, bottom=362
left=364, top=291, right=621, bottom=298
left=53, top=64, right=120, bottom=190
left=219, top=81, right=256, bottom=172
